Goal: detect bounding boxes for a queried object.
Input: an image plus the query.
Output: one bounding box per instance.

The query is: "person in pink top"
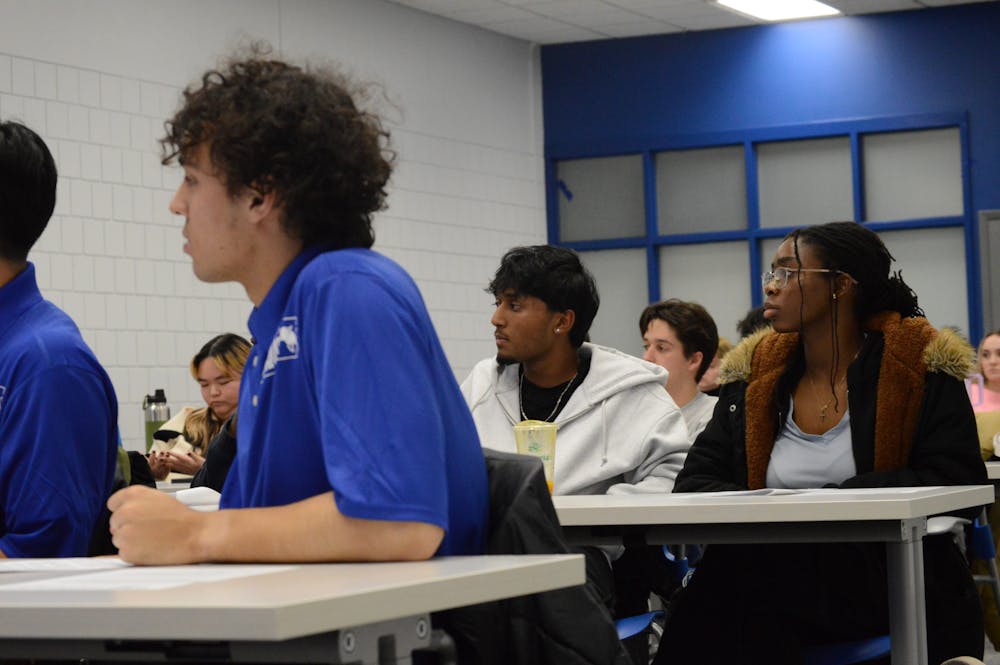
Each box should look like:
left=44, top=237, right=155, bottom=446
left=969, top=329, right=1000, bottom=650
left=969, top=330, right=1000, bottom=414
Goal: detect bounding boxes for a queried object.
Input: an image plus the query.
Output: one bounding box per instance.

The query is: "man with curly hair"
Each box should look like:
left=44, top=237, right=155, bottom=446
left=108, top=52, right=488, bottom=564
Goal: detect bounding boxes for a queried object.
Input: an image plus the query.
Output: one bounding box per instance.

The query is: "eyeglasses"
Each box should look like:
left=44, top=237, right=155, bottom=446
left=761, top=267, right=857, bottom=290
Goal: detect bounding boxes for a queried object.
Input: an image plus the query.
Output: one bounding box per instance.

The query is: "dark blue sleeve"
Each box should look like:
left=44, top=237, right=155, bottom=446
left=0, top=366, right=117, bottom=557
left=304, top=273, right=450, bottom=531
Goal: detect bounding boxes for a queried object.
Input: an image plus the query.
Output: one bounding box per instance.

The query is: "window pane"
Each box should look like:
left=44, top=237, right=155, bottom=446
left=980, top=210, right=1000, bottom=331
left=757, top=137, right=853, bottom=229
left=656, top=145, right=747, bottom=234
left=579, top=248, right=648, bottom=353
left=659, top=242, right=751, bottom=342
left=759, top=236, right=785, bottom=277
left=863, top=128, right=963, bottom=221
left=556, top=155, right=646, bottom=242
left=877, top=227, right=968, bottom=336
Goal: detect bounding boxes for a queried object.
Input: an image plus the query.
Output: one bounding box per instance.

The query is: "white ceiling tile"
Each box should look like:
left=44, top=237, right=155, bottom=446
left=827, top=0, right=921, bottom=14
left=669, top=12, right=760, bottom=29
left=392, top=0, right=493, bottom=14
left=636, top=2, right=737, bottom=20
left=599, top=20, right=686, bottom=37
left=386, top=0, right=989, bottom=44
left=451, top=5, right=537, bottom=22
left=530, top=6, right=644, bottom=22
left=606, top=0, right=697, bottom=7
left=920, top=0, right=986, bottom=4
left=517, top=0, right=621, bottom=16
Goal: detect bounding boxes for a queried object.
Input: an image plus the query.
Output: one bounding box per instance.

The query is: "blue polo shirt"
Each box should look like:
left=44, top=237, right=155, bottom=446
left=0, top=264, right=117, bottom=557
left=221, top=247, right=488, bottom=556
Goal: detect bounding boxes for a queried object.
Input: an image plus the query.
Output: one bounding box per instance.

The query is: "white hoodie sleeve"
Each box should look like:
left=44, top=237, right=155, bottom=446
left=606, top=405, right=690, bottom=495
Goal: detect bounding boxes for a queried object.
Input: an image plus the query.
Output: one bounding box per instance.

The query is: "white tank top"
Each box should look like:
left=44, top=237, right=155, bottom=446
left=766, top=396, right=857, bottom=489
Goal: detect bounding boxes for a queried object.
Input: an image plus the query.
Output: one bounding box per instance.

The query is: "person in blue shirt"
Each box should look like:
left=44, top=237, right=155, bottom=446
left=108, top=50, right=488, bottom=564
left=0, top=121, right=118, bottom=557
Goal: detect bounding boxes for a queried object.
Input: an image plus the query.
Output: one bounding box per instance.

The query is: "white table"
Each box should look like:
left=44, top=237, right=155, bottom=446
left=0, top=554, right=584, bottom=663
left=554, top=485, right=993, bottom=665
left=986, top=460, right=1000, bottom=480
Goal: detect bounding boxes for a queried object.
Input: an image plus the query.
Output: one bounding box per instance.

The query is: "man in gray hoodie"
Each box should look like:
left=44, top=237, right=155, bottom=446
left=461, top=245, right=690, bottom=495
left=461, top=245, right=691, bottom=647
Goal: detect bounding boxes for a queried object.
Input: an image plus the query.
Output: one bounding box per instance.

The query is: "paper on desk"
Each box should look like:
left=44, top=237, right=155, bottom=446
left=0, top=557, right=131, bottom=572
left=0, top=564, right=295, bottom=591
left=703, top=487, right=933, bottom=497
left=174, top=486, right=221, bottom=511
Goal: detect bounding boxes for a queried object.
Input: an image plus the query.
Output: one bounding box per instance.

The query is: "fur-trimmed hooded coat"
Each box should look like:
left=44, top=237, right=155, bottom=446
left=676, top=312, right=986, bottom=493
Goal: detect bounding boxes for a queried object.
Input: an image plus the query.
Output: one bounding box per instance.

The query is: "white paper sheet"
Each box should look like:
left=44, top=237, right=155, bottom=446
left=0, top=564, right=295, bottom=591
left=0, top=557, right=131, bottom=573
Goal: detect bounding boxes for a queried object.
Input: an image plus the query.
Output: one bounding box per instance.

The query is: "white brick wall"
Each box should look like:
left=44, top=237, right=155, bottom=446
left=0, top=0, right=545, bottom=450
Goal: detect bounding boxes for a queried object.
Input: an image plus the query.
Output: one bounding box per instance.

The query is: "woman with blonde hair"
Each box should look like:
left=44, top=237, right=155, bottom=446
left=149, top=333, right=250, bottom=485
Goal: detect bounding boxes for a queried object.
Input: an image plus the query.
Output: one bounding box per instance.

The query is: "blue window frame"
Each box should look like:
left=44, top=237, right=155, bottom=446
left=547, top=111, right=978, bottom=339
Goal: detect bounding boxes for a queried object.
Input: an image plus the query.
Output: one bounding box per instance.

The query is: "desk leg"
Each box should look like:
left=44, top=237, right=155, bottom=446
left=886, top=518, right=927, bottom=665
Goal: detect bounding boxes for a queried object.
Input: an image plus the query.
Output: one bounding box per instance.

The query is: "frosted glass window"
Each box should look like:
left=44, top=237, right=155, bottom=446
left=556, top=156, right=645, bottom=242
left=759, top=236, right=785, bottom=273
left=757, top=137, right=853, bottom=229
left=979, top=210, right=1000, bottom=331
left=656, top=146, right=747, bottom=234
left=578, top=249, right=648, bottom=353
left=877, top=227, right=968, bottom=336
left=658, top=242, right=751, bottom=343
left=556, top=155, right=646, bottom=242
left=863, top=128, right=963, bottom=221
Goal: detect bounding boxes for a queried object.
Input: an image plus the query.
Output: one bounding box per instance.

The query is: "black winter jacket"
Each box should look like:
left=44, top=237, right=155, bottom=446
left=677, top=325, right=986, bottom=494
left=438, top=449, right=630, bottom=665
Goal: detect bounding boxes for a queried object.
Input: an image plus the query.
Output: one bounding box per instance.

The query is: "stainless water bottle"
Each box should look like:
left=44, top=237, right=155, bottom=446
left=142, top=389, right=171, bottom=452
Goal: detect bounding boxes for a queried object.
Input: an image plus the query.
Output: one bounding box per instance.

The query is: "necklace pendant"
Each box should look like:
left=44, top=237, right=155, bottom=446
left=819, top=405, right=828, bottom=424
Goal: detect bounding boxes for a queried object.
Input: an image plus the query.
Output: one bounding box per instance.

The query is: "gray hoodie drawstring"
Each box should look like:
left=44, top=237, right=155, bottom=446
left=600, top=401, right=608, bottom=466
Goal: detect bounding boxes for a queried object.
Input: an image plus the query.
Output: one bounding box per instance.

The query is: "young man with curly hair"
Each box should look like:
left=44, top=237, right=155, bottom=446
left=108, top=52, right=488, bottom=564
left=0, top=121, right=118, bottom=557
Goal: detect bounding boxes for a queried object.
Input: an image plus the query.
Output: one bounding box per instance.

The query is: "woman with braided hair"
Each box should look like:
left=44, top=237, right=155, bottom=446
left=654, top=221, right=986, bottom=664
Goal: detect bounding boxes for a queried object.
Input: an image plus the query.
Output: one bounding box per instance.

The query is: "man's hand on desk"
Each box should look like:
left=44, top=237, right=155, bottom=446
left=108, top=486, right=208, bottom=565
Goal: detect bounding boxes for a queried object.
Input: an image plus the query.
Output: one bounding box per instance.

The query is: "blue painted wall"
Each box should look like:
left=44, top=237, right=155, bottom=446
left=542, top=2, right=1000, bottom=212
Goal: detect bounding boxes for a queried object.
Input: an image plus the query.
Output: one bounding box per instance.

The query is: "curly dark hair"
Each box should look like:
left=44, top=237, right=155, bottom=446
left=161, top=47, right=393, bottom=249
left=488, top=245, right=599, bottom=348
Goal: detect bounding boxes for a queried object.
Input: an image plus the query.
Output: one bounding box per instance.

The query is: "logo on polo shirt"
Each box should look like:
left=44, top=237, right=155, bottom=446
left=263, top=317, right=300, bottom=378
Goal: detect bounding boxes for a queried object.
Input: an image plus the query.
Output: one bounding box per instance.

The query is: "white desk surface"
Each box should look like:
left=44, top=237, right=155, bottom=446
left=986, top=460, right=1000, bottom=480
left=553, top=485, right=993, bottom=526
left=0, top=554, right=583, bottom=642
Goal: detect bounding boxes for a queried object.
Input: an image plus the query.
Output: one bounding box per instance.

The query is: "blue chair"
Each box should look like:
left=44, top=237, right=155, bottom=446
left=616, top=610, right=664, bottom=641
left=614, top=545, right=690, bottom=651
